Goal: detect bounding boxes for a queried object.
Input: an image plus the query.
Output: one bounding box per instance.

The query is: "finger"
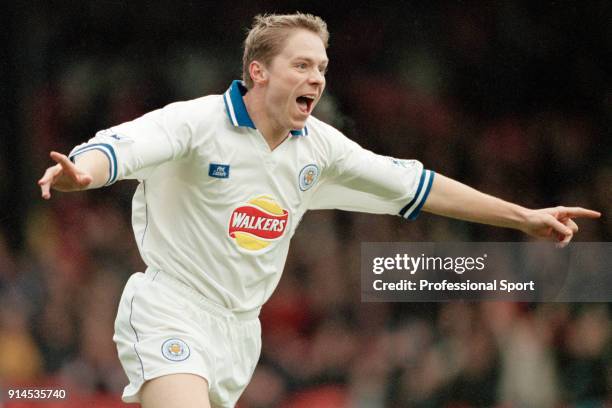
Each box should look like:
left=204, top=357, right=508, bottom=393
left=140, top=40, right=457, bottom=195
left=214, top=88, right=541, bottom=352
left=562, top=218, right=579, bottom=234
left=50, top=151, right=92, bottom=187
left=561, top=230, right=573, bottom=244
left=50, top=151, right=76, bottom=171
left=560, top=207, right=601, bottom=219
left=37, top=164, right=61, bottom=186
left=556, top=231, right=573, bottom=248
left=39, top=174, right=55, bottom=199
left=556, top=239, right=570, bottom=248
left=544, top=215, right=572, bottom=237
left=76, top=174, right=93, bottom=187
left=40, top=180, right=51, bottom=199
left=38, top=165, right=62, bottom=199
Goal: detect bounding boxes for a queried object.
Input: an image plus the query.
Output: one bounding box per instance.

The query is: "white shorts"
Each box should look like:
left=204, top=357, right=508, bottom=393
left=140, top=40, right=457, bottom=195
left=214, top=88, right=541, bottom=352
left=113, top=269, right=261, bottom=407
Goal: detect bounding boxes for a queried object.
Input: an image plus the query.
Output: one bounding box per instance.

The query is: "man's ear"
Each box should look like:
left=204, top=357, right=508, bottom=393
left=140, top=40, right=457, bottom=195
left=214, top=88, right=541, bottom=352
left=249, top=61, right=268, bottom=85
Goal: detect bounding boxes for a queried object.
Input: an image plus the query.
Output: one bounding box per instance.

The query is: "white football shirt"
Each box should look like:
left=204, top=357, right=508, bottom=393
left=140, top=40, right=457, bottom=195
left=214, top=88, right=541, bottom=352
left=69, top=80, right=434, bottom=313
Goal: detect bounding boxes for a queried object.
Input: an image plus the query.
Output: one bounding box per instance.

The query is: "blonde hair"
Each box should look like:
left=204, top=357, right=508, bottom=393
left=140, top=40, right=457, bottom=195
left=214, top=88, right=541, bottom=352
left=242, top=13, right=329, bottom=88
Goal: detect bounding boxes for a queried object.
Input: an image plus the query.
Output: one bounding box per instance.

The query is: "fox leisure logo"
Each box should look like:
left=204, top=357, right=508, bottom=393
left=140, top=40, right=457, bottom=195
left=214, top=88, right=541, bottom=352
left=228, top=195, right=289, bottom=252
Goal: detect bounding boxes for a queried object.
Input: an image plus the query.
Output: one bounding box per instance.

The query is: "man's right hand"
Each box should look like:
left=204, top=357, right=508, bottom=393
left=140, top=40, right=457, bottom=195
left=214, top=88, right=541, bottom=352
left=38, top=151, right=93, bottom=199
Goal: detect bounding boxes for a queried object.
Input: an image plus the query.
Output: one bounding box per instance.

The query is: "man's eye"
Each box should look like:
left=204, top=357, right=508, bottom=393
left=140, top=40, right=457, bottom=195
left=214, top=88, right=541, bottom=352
left=297, top=63, right=307, bottom=69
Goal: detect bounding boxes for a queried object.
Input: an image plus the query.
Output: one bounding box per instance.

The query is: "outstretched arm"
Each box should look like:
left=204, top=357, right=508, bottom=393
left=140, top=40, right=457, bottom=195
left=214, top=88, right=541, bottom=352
left=38, top=150, right=110, bottom=199
left=423, top=173, right=601, bottom=246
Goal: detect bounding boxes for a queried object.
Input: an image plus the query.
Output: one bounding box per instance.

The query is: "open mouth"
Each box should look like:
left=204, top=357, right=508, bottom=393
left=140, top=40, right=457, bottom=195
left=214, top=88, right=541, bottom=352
left=296, top=95, right=315, bottom=115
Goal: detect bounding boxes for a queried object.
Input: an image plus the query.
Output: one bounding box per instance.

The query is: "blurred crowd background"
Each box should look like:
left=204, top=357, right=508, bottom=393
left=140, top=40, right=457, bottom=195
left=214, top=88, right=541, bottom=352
left=1, top=1, right=610, bottom=407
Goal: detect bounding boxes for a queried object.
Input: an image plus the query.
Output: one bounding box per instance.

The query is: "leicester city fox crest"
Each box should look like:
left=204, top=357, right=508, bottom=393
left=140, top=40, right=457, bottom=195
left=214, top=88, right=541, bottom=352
left=299, top=164, right=319, bottom=191
left=161, top=338, right=190, bottom=361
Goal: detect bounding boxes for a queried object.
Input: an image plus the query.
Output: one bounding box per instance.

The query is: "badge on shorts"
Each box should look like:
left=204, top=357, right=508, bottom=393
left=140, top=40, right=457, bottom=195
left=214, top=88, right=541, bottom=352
left=161, top=338, right=190, bottom=362
left=299, top=164, right=319, bottom=191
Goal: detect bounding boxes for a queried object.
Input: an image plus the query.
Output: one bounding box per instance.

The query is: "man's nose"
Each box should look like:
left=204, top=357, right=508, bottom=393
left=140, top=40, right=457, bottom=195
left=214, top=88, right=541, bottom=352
left=309, top=68, right=325, bottom=85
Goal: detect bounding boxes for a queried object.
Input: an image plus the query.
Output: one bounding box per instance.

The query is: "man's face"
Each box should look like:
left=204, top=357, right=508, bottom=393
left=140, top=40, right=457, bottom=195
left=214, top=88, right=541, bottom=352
left=263, top=29, right=328, bottom=131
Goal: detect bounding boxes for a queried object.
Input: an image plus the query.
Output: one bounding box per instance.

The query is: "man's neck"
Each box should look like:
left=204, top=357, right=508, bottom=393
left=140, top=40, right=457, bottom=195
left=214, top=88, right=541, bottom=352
left=243, top=90, right=289, bottom=151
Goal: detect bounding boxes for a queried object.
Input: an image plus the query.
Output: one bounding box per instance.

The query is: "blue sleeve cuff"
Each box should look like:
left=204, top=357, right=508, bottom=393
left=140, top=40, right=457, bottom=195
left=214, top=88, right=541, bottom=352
left=69, top=143, right=118, bottom=186
left=399, top=169, right=435, bottom=220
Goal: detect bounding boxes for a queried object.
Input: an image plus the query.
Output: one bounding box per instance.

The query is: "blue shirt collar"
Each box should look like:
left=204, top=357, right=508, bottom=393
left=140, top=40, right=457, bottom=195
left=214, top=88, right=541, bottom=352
left=223, top=80, right=308, bottom=137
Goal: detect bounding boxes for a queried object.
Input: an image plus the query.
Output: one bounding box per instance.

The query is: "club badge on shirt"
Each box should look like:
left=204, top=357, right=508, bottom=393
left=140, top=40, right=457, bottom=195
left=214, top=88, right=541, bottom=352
left=299, top=164, right=319, bottom=191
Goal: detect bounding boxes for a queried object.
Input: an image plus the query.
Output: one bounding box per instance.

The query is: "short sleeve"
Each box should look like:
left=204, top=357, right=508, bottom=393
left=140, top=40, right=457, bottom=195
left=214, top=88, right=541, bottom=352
left=69, top=101, right=195, bottom=183
left=309, top=132, right=434, bottom=220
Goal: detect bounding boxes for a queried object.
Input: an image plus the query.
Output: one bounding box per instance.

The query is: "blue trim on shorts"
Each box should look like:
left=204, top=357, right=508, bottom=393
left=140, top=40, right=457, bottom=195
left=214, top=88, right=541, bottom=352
left=140, top=181, right=149, bottom=249
left=129, top=295, right=145, bottom=379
